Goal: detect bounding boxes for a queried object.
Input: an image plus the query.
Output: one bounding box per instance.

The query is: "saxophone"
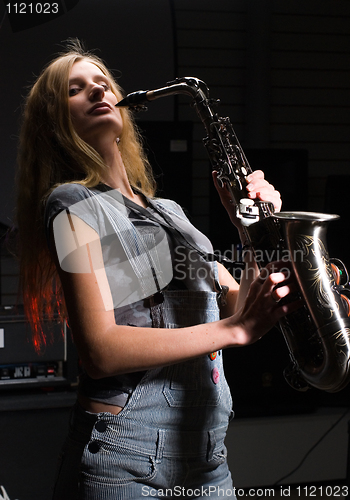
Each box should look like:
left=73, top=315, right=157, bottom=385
left=116, top=77, right=350, bottom=392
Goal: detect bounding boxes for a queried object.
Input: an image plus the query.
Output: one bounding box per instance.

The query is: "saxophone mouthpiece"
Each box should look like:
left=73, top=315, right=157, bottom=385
left=116, top=90, right=150, bottom=108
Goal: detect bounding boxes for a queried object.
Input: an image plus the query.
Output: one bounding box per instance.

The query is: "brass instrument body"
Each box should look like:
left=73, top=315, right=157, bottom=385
left=248, top=211, right=350, bottom=392
left=116, top=77, right=350, bottom=392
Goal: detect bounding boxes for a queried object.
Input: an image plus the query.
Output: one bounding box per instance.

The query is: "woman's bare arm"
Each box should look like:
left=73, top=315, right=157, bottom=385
left=53, top=214, right=300, bottom=379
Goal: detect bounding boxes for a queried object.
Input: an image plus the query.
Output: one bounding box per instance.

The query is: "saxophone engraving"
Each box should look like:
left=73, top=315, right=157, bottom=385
left=117, top=77, right=350, bottom=392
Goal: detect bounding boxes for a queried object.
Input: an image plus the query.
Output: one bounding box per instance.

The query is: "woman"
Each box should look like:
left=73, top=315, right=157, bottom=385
left=16, top=41, right=300, bottom=499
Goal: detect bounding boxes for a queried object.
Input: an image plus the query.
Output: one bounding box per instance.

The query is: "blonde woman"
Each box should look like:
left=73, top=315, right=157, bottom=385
left=16, top=41, right=299, bottom=499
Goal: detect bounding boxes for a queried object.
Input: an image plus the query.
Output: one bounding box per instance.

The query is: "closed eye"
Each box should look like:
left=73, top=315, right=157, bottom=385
left=68, top=76, right=111, bottom=97
left=69, top=86, right=81, bottom=97
left=100, top=82, right=111, bottom=91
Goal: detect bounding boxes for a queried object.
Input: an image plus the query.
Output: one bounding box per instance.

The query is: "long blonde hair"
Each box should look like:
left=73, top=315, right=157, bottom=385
left=16, top=40, right=156, bottom=350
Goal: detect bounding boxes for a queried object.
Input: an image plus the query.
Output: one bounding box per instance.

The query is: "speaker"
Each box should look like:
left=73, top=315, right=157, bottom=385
left=211, top=149, right=318, bottom=416
left=0, top=392, right=76, bottom=500
left=0, top=306, right=78, bottom=391
left=223, top=328, right=318, bottom=418
left=138, top=121, right=193, bottom=213
left=217, top=155, right=350, bottom=415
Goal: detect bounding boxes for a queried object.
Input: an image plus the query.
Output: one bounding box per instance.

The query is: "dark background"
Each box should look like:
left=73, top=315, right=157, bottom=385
left=0, top=0, right=175, bottom=227
left=0, top=1, right=350, bottom=497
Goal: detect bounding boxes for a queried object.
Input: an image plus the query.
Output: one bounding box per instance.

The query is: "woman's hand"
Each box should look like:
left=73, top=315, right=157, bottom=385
left=226, top=261, right=302, bottom=346
left=213, top=169, right=282, bottom=228
left=245, top=170, right=282, bottom=212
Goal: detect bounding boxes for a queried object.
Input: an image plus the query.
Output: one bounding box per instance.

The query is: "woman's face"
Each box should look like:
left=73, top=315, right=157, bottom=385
left=68, top=59, right=123, bottom=145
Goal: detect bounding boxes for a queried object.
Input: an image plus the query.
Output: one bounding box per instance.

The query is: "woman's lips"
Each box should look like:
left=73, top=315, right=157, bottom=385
left=88, top=102, right=112, bottom=113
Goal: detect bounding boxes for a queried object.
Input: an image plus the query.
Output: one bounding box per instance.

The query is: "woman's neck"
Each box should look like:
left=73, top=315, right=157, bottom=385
left=97, top=141, right=148, bottom=209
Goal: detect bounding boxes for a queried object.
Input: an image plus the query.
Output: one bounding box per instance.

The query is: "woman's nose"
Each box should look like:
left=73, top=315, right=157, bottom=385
left=89, top=84, right=105, bottom=100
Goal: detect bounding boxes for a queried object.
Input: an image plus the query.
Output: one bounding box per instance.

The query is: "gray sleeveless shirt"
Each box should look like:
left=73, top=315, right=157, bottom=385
left=45, top=183, right=222, bottom=406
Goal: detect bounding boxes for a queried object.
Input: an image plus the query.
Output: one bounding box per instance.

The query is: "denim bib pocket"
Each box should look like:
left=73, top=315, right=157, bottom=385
left=157, top=290, right=225, bottom=409
left=162, top=356, right=224, bottom=408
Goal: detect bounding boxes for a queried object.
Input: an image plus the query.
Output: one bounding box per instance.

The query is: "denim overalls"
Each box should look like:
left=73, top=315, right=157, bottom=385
left=49, top=186, right=236, bottom=499
left=53, top=287, right=235, bottom=499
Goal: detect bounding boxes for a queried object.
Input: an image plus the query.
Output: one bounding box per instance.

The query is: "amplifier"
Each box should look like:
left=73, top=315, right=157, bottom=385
left=0, top=305, right=78, bottom=389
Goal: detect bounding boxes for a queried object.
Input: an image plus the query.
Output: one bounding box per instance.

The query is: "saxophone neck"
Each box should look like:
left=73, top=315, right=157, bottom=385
left=116, top=77, right=210, bottom=109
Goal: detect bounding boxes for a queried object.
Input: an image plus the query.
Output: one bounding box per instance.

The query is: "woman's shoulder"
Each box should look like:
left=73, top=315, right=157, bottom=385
left=47, top=182, right=93, bottom=207
left=45, top=183, right=101, bottom=239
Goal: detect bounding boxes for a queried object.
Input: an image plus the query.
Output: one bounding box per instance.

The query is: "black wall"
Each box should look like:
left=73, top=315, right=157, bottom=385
left=1, top=1, right=350, bottom=495
left=0, top=0, right=175, bottom=227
